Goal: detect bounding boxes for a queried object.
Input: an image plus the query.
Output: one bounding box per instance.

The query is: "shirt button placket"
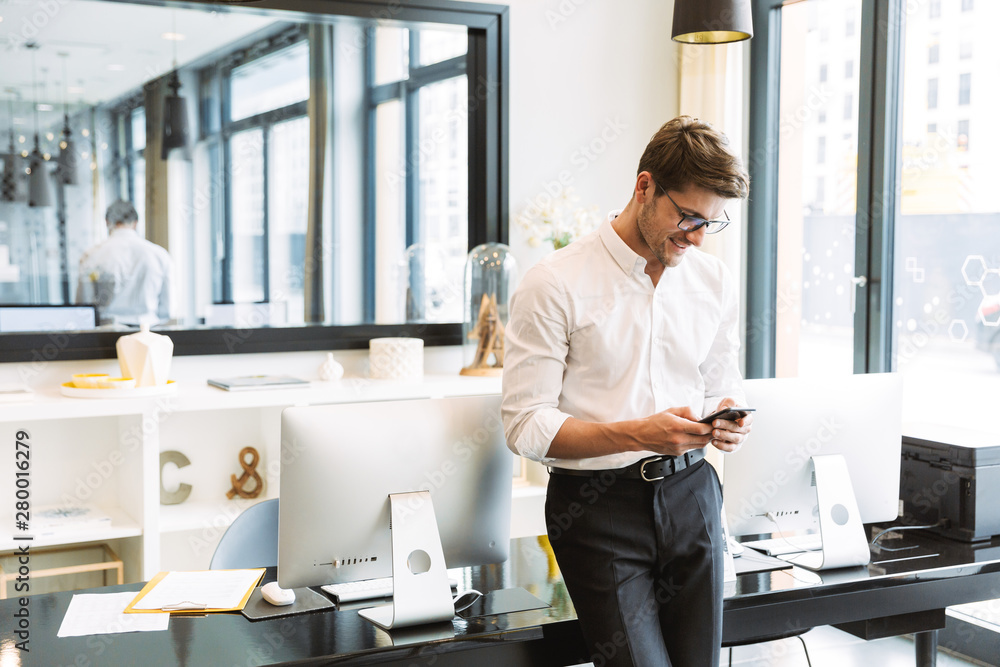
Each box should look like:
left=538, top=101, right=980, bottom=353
left=650, top=291, right=665, bottom=412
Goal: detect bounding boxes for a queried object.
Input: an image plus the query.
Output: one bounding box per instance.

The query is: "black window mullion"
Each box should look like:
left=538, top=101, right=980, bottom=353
left=407, top=55, right=466, bottom=88
left=262, top=122, right=271, bottom=303
left=363, top=26, right=377, bottom=323
left=744, top=0, right=783, bottom=380
left=853, top=0, right=903, bottom=374
left=221, top=66, right=234, bottom=304
left=405, top=31, right=420, bottom=249
left=466, top=23, right=503, bottom=247
left=371, top=81, right=404, bottom=106
left=226, top=101, right=307, bottom=135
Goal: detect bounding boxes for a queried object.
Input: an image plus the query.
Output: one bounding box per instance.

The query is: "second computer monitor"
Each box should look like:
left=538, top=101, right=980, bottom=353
left=723, top=372, right=903, bottom=538
left=277, top=394, right=512, bottom=591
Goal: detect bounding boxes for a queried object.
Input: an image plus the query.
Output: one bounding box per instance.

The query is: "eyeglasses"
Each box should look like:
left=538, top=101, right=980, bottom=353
left=656, top=183, right=730, bottom=234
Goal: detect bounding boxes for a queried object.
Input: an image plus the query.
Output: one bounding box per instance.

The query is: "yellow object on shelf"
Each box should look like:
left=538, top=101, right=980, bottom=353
left=60, top=380, right=178, bottom=399
left=98, top=377, right=136, bottom=389
left=71, top=373, right=109, bottom=389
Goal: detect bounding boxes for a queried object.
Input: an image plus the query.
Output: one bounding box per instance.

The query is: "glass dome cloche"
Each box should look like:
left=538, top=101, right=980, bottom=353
left=460, top=242, right=519, bottom=376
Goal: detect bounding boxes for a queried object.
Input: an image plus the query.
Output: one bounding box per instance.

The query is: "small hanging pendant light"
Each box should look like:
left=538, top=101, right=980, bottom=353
left=672, top=0, right=754, bottom=45
left=2, top=97, right=20, bottom=203
left=26, top=43, right=53, bottom=208
left=57, top=53, right=79, bottom=186
left=161, top=70, right=189, bottom=159
left=161, top=12, right=189, bottom=160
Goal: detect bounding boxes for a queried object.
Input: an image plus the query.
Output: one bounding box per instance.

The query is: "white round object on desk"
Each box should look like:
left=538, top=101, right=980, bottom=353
left=368, top=337, right=423, bottom=380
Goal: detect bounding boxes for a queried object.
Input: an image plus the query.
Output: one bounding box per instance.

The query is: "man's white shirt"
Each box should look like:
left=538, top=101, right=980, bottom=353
left=77, top=227, right=173, bottom=324
left=502, top=212, right=745, bottom=470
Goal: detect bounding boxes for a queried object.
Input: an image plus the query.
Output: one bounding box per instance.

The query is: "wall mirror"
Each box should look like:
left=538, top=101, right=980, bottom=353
left=0, top=0, right=507, bottom=360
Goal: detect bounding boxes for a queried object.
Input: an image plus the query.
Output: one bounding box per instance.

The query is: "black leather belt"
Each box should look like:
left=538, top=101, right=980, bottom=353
left=548, top=449, right=706, bottom=482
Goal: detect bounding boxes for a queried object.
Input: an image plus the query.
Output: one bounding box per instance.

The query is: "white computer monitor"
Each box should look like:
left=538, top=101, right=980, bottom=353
left=722, top=373, right=903, bottom=570
left=0, top=305, right=98, bottom=332
left=278, top=394, right=512, bottom=629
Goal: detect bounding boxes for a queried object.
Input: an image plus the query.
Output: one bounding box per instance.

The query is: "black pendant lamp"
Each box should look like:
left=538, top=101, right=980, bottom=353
left=161, top=71, right=189, bottom=160
left=27, top=44, right=53, bottom=208
left=162, top=14, right=189, bottom=160
left=1, top=97, right=19, bottom=203
left=672, top=0, right=753, bottom=44
left=57, top=53, right=79, bottom=186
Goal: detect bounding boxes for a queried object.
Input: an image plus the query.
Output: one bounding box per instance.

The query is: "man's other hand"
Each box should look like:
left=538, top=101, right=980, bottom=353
left=706, top=398, right=753, bottom=453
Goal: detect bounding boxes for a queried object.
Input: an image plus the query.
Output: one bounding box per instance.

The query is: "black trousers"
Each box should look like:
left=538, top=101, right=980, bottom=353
left=545, top=459, right=724, bottom=667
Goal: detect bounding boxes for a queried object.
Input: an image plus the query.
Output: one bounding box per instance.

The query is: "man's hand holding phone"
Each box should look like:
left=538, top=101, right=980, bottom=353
left=701, top=400, right=754, bottom=453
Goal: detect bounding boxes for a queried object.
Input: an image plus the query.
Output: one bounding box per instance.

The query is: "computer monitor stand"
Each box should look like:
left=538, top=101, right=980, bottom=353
left=358, top=491, right=456, bottom=630
left=780, top=455, right=872, bottom=571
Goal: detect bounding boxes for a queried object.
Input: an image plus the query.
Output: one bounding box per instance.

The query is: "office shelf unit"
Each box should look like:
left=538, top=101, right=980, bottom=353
left=0, top=375, right=512, bottom=583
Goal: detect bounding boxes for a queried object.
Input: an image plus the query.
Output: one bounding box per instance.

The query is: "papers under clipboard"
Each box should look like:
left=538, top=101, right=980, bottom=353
left=124, top=569, right=265, bottom=614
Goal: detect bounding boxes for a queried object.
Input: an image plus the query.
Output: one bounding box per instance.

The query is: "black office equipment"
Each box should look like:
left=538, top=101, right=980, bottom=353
left=900, top=430, right=1000, bottom=543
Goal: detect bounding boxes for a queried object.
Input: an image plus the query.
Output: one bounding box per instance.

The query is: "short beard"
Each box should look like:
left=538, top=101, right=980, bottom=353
left=636, top=199, right=678, bottom=268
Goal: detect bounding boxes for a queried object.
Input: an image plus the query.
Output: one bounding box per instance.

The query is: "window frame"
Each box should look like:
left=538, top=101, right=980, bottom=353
left=746, top=0, right=902, bottom=378
left=363, top=27, right=468, bottom=321
left=198, top=26, right=310, bottom=306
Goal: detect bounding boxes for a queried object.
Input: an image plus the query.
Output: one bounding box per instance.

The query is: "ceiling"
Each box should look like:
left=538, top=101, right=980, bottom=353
left=0, top=0, right=277, bottom=130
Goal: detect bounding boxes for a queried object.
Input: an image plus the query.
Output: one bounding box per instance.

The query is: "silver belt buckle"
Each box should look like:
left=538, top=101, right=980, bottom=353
left=640, top=457, right=667, bottom=482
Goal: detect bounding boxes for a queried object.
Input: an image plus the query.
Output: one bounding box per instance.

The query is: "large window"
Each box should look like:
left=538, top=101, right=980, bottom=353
left=200, top=34, right=310, bottom=323
left=368, top=26, right=468, bottom=324
left=751, top=0, right=1000, bottom=399
left=749, top=0, right=1000, bottom=659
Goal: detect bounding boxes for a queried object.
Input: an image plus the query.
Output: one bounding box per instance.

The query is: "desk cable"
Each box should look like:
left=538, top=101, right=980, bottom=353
left=869, top=519, right=949, bottom=552
left=762, top=512, right=822, bottom=554
left=758, top=513, right=824, bottom=585
left=453, top=589, right=484, bottom=614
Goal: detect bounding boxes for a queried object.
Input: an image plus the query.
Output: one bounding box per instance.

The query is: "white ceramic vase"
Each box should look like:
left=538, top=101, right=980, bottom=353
left=318, top=352, right=344, bottom=381
left=116, top=324, right=173, bottom=387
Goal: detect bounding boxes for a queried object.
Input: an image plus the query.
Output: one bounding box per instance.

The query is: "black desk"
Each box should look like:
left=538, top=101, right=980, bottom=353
left=5, top=532, right=1000, bottom=667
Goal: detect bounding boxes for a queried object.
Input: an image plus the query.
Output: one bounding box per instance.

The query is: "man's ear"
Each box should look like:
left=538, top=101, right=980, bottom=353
left=635, top=171, right=656, bottom=204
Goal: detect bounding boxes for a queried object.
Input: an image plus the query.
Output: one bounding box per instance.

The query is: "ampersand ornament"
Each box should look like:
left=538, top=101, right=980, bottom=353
left=226, top=446, right=264, bottom=499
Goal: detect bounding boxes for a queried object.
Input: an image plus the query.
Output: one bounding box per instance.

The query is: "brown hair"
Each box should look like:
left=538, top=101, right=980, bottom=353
left=637, top=116, right=749, bottom=200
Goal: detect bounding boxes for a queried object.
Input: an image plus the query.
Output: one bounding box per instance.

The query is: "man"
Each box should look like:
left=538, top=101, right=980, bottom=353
left=77, top=200, right=173, bottom=326
left=502, top=116, right=753, bottom=667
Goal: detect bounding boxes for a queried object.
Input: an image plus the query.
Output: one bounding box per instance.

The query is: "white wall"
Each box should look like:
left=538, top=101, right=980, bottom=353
left=473, top=0, right=681, bottom=269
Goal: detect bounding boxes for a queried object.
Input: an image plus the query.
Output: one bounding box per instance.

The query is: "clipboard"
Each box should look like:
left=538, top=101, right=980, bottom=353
left=124, top=569, right=265, bottom=614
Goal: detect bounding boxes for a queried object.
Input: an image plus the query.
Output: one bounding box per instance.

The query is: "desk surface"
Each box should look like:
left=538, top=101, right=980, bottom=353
left=5, top=532, right=1000, bottom=667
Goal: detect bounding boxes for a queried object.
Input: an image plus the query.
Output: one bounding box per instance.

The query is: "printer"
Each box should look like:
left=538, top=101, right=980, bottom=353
left=899, top=424, right=1000, bottom=543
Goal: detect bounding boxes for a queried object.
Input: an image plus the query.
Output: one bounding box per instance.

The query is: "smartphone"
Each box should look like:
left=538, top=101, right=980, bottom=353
left=699, top=407, right=755, bottom=424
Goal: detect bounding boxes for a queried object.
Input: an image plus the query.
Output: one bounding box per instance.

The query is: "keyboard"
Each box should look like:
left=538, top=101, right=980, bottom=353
left=321, top=576, right=459, bottom=603
left=741, top=534, right=824, bottom=556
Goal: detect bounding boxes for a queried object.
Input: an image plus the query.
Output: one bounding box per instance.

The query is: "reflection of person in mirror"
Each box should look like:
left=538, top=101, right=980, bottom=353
left=76, top=200, right=173, bottom=326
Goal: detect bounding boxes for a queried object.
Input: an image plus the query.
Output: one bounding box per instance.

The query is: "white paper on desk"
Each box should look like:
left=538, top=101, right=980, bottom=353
left=132, top=569, right=262, bottom=610
left=58, top=592, right=169, bottom=637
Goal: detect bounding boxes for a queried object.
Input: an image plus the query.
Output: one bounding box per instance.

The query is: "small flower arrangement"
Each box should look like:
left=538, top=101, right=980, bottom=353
left=515, top=186, right=601, bottom=250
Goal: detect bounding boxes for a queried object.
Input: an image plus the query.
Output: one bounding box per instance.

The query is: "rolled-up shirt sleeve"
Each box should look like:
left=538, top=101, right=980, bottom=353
left=501, top=263, right=574, bottom=463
